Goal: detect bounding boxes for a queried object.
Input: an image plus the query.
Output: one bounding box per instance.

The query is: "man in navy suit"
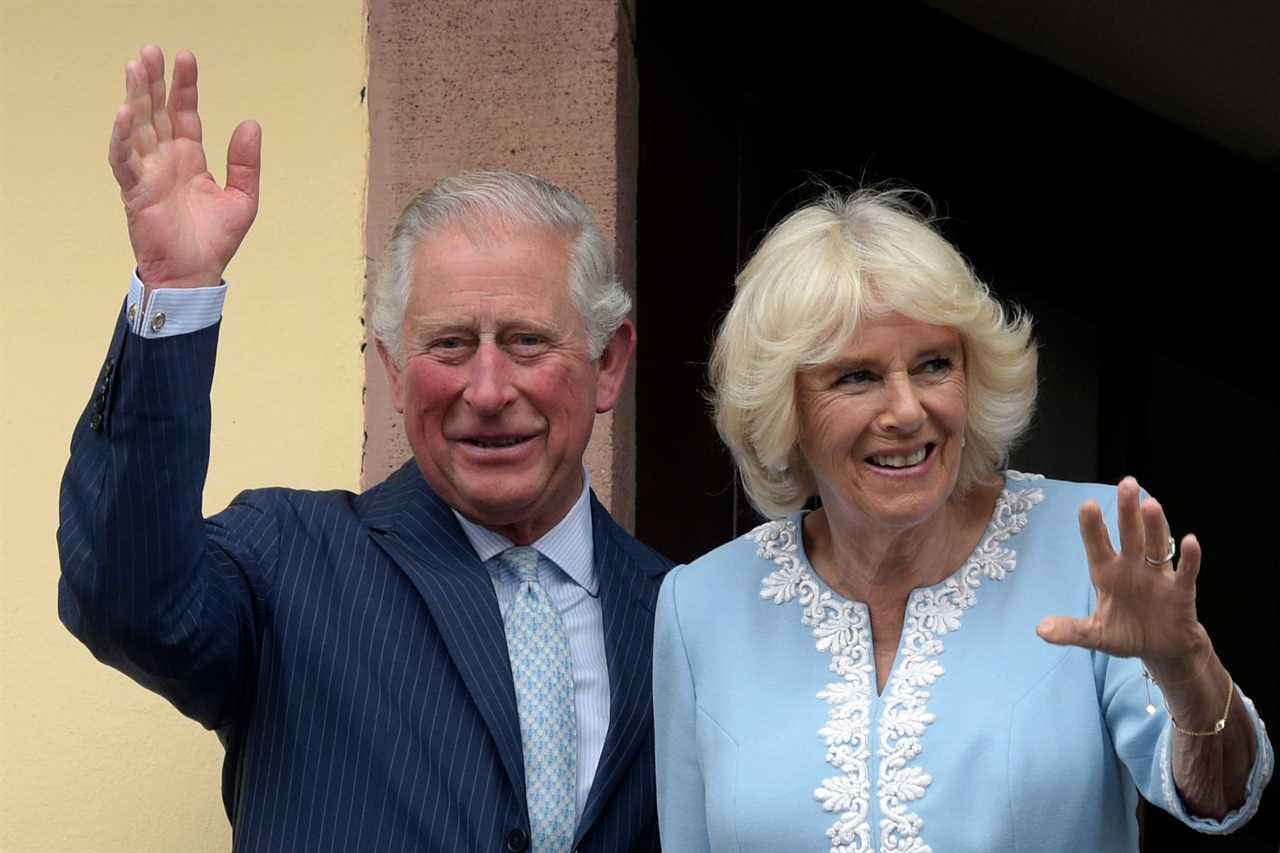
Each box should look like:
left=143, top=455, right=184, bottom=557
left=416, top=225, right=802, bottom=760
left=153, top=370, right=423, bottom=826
left=58, top=45, right=670, bottom=852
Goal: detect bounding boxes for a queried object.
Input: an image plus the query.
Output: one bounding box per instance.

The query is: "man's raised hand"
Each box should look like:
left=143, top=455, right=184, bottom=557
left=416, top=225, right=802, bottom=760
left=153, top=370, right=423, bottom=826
left=108, top=45, right=260, bottom=290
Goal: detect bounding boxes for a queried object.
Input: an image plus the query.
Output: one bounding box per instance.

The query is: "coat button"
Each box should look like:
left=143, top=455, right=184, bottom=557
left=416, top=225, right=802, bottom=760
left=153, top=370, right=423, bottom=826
left=89, top=413, right=103, bottom=431
left=504, top=828, right=529, bottom=852
left=150, top=312, right=167, bottom=332
left=93, top=393, right=106, bottom=413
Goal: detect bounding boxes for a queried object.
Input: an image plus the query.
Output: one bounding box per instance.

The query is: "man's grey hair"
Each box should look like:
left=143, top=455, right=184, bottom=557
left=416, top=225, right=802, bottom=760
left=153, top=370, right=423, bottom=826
left=371, top=170, right=632, bottom=363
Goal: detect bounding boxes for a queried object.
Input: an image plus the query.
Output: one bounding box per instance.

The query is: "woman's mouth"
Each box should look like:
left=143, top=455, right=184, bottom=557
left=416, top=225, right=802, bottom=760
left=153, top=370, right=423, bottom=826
left=867, top=443, right=933, bottom=469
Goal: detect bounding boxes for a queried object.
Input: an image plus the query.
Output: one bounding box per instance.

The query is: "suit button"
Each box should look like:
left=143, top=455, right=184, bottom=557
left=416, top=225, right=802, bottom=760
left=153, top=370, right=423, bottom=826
left=89, top=413, right=103, bottom=431
left=504, top=828, right=529, bottom=852
left=93, top=393, right=106, bottom=413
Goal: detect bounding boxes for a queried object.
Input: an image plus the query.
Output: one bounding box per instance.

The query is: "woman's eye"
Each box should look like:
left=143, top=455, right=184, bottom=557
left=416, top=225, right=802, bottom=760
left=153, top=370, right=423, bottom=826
left=839, top=370, right=877, bottom=386
left=920, top=357, right=952, bottom=373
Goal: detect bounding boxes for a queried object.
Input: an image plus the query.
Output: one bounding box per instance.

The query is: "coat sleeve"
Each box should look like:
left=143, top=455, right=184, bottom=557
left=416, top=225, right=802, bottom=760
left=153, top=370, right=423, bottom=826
left=653, top=564, right=714, bottom=853
left=1087, top=489, right=1275, bottom=833
left=57, top=304, right=271, bottom=730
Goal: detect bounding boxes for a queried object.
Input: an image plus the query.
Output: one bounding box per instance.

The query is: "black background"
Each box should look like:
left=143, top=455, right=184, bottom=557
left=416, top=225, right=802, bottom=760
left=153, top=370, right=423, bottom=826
left=635, top=4, right=1278, bottom=849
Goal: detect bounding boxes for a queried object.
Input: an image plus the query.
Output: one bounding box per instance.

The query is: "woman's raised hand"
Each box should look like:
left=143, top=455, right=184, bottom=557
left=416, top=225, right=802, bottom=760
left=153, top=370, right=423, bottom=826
left=1036, top=476, right=1211, bottom=678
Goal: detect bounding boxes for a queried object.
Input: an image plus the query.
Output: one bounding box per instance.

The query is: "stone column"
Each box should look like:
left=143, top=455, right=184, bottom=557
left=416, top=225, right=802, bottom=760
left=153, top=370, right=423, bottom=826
left=363, top=0, right=639, bottom=528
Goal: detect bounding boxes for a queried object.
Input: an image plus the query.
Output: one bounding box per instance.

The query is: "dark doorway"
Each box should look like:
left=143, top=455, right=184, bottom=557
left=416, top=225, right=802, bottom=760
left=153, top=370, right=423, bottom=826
left=636, top=4, right=1277, bottom=850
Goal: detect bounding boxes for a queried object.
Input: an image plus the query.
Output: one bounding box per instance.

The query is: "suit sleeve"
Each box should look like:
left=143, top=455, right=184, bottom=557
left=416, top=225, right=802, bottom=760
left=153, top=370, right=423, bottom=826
left=653, top=565, right=714, bottom=853
left=57, top=304, right=270, bottom=730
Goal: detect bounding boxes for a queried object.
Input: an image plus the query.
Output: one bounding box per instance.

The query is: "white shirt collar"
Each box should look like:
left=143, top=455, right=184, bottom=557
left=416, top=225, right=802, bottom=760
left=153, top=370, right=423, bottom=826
left=452, top=466, right=598, bottom=595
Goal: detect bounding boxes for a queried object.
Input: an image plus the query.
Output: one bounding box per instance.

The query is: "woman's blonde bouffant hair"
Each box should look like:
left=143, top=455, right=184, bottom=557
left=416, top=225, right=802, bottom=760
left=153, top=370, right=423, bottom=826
left=710, top=189, right=1039, bottom=519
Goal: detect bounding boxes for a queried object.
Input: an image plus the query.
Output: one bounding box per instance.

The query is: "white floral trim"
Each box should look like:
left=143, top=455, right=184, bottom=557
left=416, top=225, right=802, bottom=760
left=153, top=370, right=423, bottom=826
left=1159, top=693, right=1274, bottom=833
left=756, top=478, right=1044, bottom=853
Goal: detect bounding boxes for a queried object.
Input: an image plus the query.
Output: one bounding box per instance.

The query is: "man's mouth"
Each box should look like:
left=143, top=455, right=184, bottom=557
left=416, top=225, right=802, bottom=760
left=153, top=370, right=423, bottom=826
left=463, top=435, right=534, bottom=449
left=867, top=443, right=933, bottom=469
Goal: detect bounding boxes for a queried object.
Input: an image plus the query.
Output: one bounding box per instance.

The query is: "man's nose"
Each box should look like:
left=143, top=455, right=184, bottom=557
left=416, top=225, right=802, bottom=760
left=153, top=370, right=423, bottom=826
left=462, top=341, right=517, bottom=413
left=878, top=376, right=926, bottom=433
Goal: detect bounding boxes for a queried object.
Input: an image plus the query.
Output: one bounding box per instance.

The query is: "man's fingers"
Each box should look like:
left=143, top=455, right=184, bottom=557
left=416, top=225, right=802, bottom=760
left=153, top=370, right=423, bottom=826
left=1116, top=477, right=1144, bottom=559
left=1036, top=615, right=1098, bottom=649
left=124, top=60, right=157, bottom=154
left=1078, top=500, right=1115, bottom=567
left=168, top=49, right=202, bottom=143
left=108, top=104, right=141, bottom=192
left=225, top=120, right=262, bottom=207
left=140, top=45, right=171, bottom=141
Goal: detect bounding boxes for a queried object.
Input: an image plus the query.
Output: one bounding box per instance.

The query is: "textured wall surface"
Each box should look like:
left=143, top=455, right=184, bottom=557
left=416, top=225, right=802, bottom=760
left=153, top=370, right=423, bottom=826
left=0, top=3, right=367, bottom=850
left=363, top=0, right=640, bottom=528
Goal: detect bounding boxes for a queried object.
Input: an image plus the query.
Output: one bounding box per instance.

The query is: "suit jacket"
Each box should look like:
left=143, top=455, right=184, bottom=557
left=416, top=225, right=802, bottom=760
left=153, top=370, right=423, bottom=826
left=58, top=308, right=672, bottom=852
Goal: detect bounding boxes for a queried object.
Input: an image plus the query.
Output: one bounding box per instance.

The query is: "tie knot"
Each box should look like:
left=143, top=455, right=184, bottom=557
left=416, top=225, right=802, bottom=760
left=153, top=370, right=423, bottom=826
left=497, top=546, right=541, bottom=583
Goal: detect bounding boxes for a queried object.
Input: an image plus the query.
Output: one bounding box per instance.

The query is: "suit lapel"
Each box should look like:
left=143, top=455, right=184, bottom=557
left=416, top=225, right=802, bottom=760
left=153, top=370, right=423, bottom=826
left=576, top=496, right=663, bottom=842
left=364, top=462, right=526, bottom=798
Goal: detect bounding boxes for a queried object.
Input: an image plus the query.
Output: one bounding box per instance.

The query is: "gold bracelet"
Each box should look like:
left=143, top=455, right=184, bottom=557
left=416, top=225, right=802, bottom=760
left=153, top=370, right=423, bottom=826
left=1144, top=667, right=1234, bottom=736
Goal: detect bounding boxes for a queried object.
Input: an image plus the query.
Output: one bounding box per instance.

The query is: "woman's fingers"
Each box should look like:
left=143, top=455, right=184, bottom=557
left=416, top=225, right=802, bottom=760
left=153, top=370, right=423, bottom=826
left=1177, top=533, right=1202, bottom=588
left=1115, top=477, right=1145, bottom=560
left=1036, top=614, right=1099, bottom=649
left=1078, top=499, right=1116, bottom=567
left=1141, top=497, right=1173, bottom=567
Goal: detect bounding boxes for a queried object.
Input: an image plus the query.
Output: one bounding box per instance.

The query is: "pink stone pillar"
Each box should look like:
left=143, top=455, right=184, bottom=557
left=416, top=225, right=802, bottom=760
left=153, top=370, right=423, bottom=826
left=363, top=0, right=639, bottom=528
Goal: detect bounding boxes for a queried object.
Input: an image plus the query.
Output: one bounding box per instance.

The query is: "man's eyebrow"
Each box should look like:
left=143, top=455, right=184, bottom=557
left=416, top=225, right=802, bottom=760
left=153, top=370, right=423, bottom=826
left=405, top=317, right=477, bottom=337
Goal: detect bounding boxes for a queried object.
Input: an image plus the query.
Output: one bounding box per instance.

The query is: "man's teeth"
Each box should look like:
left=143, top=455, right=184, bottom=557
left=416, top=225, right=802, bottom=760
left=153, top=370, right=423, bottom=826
left=870, top=447, right=928, bottom=468
left=471, top=437, right=525, bottom=448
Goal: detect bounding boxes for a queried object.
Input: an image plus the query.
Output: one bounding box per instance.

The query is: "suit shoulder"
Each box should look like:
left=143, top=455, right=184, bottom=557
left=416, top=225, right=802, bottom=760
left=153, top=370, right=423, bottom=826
left=609, top=525, right=674, bottom=574
left=226, top=484, right=359, bottom=517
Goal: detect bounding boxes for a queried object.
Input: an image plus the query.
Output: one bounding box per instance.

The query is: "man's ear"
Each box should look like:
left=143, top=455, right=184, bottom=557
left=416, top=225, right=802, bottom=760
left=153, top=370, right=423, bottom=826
left=376, top=340, right=405, bottom=413
left=594, top=318, right=637, bottom=414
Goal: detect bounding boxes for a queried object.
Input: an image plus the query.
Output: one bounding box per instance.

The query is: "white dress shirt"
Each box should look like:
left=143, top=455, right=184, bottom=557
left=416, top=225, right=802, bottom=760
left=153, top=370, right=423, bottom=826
left=454, top=473, right=609, bottom=823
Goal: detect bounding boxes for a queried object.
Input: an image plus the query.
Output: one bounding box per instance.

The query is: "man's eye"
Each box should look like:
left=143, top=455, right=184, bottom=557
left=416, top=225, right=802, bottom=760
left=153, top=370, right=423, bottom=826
left=509, top=334, right=548, bottom=351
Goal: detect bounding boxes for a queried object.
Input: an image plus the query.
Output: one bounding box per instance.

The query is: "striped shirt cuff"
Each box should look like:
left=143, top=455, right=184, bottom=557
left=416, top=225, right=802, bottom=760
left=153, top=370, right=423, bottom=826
left=127, top=269, right=228, bottom=338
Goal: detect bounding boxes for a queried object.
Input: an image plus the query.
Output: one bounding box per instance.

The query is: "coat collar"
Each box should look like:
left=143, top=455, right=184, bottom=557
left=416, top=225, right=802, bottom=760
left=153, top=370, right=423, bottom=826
left=364, top=461, right=527, bottom=798
left=364, top=461, right=669, bottom=841
left=576, top=494, right=665, bottom=843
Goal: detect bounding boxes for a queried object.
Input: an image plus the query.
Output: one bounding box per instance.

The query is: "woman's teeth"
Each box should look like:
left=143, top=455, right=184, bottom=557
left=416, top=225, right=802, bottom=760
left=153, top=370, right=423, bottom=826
left=870, top=447, right=928, bottom=468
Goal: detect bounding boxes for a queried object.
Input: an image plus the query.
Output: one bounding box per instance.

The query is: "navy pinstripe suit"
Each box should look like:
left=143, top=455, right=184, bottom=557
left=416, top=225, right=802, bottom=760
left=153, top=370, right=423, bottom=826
left=58, top=309, right=671, bottom=852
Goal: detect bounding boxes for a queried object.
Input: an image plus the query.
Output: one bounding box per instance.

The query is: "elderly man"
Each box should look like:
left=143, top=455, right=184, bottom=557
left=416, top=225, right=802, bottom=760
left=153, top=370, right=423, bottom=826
left=58, top=46, right=669, bottom=853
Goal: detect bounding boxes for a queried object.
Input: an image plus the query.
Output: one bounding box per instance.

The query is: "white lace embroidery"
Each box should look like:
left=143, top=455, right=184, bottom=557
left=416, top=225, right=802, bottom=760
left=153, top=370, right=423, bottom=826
left=1159, top=694, right=1273, bottom=833
left=756, top=477, right=1044, bottom=853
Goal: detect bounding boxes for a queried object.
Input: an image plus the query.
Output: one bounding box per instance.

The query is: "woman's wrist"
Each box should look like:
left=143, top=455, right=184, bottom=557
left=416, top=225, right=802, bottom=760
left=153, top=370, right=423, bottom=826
left=1142, top=623, right=1213, bottom=686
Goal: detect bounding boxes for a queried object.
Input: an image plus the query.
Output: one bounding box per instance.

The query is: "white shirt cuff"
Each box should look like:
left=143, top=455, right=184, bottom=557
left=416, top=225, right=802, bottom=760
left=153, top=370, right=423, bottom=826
left=127, top=269, right=227, bottom=338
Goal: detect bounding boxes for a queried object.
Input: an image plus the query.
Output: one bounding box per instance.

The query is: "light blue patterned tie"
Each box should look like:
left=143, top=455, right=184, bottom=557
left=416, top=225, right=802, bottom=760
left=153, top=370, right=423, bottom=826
left=496, top=546, right=577, bottom=853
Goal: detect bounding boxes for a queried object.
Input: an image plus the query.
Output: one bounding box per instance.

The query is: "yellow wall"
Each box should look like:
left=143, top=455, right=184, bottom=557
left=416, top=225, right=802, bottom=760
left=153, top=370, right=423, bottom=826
left=0, top=3, right=367, bottom=850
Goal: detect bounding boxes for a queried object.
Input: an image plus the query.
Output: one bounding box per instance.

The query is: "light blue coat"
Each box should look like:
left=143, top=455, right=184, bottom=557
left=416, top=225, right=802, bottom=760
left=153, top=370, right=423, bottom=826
left=654, top=474, right=1272, bottom=852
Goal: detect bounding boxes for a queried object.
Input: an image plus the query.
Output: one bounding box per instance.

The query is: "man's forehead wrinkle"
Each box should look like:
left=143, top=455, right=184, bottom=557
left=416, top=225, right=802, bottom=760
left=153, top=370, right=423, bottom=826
left=447, top=214, right=572, bottom=256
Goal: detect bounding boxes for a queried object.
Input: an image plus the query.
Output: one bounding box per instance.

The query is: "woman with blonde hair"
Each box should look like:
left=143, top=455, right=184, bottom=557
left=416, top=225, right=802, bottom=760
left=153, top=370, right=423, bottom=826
left=653, top=189, right=1271, bottom=851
